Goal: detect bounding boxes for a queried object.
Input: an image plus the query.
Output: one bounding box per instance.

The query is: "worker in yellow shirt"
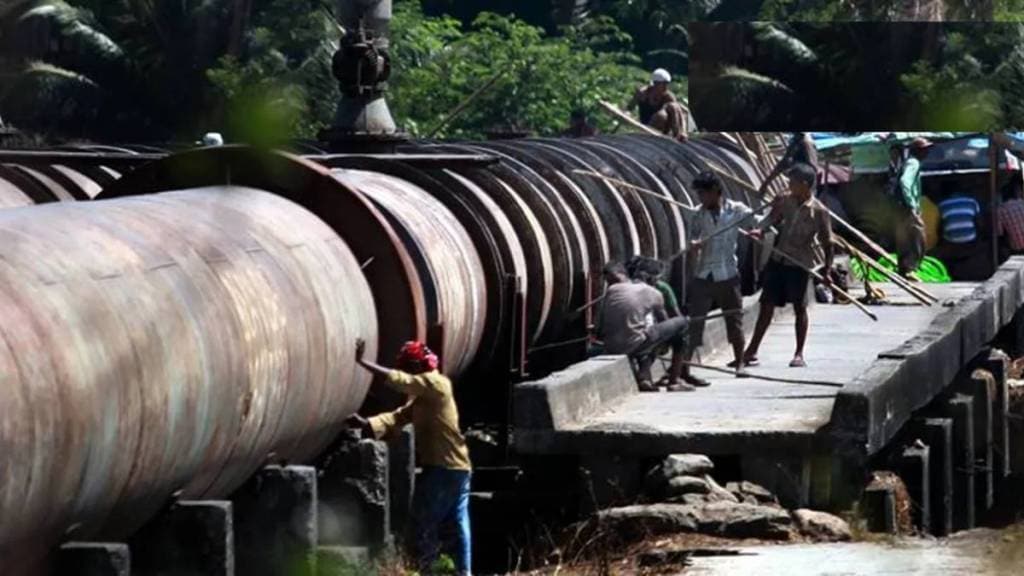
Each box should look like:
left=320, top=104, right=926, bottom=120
left=349, top=339, right=473, bottom=576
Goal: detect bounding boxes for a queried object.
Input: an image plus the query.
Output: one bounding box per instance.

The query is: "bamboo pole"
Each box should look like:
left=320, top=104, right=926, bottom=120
left=989, top=132, right=1001, bottom=274
left=679, top=360, right=844, bottom=388
left=575, top=169, right=772, bottom=259
left=759, top=133, right=790, bottom=196
left=573, top=169, right=689, bottom=209
left=426, top=69, right=507, bottom=138
left=833, top=236, right=936, bottom=305
left=597, top=100, right=668, bottom=138
left=705, top=161, right=763, bottom=196
left=738, top=229, right=879, bottom=322
left=734, top=133, right=769, bottom=184
left=829, top=209, right=933, bottom=288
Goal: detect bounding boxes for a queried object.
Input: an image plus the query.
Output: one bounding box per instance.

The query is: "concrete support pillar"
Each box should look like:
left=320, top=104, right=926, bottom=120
left=898, top=445, right=931, bottom=532
left=318, top=438, right=391, bottom=556
left=387, top=424, right=415, bottom=536
left=916, top=418, right=953, bottom=536
left=863, top=483, right=897, bottom=534
left=981, top=350, right=1011, bottom=479
left=57, top=542, right=131, bottom=576
left=944, top=395, right=976, bottom=531
left=130, top=500, right=234, bottom=576
left=1003, top=306, right=1024, bottom=358
left=964, top=371, right=995, bottom=513
left=233, top=465, right=318, bottom=576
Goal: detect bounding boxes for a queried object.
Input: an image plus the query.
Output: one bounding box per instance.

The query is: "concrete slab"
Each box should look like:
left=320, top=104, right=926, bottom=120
left=513, top=258, right=1024, bottom=473
left=531, top=283, right=978, bottom=457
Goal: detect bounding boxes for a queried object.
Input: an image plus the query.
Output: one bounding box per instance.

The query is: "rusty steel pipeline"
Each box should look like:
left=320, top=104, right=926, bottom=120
left=331, top=168, right=488, bottom=376
left=0, top=186, right=376, bottom=571
left=0, top=134, right=771, bottom=568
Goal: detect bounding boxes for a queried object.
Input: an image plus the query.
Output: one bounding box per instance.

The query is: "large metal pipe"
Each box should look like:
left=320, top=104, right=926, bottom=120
left=331, top=168, right=488, bottom=376
left=0, top=159, right=125, bottom=204
left=0, top=186, right=376, bottom=571
left=0, top=134, right=769, bottom=568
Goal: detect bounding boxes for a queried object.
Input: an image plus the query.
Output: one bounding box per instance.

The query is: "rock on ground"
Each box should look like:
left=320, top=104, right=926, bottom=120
left=693, top=501, right=792, bottom=540
left=792, top=509, right=852, bottom=542
left=595, top=501, right=792, bottom=541
left=666, top=493, right=708, bottom=506
left=663, top=454, right=714, bottom=478
left=704, top=475, right=740, bottom=503
left=596, top=504, right=699, bottom=540
left=725, top=481, right=777, bottom=505
left=666, top=475, right=710, bottom=496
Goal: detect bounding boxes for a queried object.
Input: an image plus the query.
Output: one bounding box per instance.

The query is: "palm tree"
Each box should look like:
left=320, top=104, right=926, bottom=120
left=0, top=0, right=240, bottom=141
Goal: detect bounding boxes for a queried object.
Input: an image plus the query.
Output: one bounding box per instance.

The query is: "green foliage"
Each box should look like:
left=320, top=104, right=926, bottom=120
left=389, top=1, right=646, bottom=139
left=205, top=0, right=340, bottom=141
left=690, top=66, right=796, bottom=129
left=758, top=0, right=1022, bottom=20
left=694, top=21, right=1024, bottom=129
left=900, top=61, right=1002, bottom=130
left=2, top=0, right=648, bottom=143
left=759, top=0, right=858, bottom=20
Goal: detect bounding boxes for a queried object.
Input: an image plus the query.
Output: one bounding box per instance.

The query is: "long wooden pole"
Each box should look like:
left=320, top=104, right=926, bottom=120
left=574, top=169, right=772, bottom=259
left=666, top=201, right=775, bottom=261
left=990, top=132, right=1001, bottom=275
left=828, top=209, right=931, bottom=287
left=597, top=100, right=667, bottom=138
left=836, top=235, right=936, bottom=304
left=573, top=169, right=690, bottom=209
left=426, top=69, right=507, bottom=138
left=833, top=236, right=935, bottom=305
left=705, top=161, right=764, bottom=197
left=739, top=229, right=879, bottom=322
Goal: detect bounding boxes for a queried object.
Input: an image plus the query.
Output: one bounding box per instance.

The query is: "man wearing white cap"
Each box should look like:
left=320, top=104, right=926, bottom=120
left=627, top=69, right=688, bottom=139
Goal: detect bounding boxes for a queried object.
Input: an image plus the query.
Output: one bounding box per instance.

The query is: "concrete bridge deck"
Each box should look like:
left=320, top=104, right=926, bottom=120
left=569, top=283, right=977, bottom=455
left=514, top=258, right=1024, bottom=464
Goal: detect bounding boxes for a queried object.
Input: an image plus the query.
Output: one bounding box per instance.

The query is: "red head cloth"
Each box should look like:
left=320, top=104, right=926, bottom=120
left=396, top=341, right=439, bottom=373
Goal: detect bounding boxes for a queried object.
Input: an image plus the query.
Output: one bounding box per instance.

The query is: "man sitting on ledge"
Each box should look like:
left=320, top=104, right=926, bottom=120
left=598, top=262, right=696, bottom=392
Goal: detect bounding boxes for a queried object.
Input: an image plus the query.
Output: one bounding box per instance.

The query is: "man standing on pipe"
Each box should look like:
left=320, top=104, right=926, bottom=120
left=599, top=262, right=694, bottom=391
left=349, top=340, right=473, bottom=576
left=682, top=171, right=758, bottom=382
left=744, top=163, right=834, bottom=368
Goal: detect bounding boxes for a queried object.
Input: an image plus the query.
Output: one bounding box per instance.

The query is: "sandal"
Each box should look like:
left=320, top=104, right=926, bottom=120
left=638, top=380, right=658, bottom=392
left=789, top=357, right=807, bottom=368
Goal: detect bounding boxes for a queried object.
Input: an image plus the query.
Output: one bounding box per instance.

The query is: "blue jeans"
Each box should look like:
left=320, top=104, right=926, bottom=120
left=412, top=467, right=472, bottom=575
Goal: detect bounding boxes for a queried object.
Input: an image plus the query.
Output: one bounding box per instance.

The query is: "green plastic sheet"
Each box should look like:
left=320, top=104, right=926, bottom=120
left=849, top=254, right=951, bottom=283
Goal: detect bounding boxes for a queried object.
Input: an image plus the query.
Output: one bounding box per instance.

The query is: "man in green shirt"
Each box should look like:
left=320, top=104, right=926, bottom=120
left=894, top=137, right=932, bottom=277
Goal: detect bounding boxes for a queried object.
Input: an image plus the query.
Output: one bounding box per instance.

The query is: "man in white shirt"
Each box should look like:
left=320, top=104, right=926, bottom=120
left=681, top=172, right=758, bottom=382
